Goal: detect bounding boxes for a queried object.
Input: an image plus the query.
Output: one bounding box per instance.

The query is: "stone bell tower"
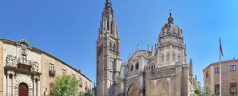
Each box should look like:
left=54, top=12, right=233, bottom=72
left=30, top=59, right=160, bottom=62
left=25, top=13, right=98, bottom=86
left=96, top=0, right=121, bottom=96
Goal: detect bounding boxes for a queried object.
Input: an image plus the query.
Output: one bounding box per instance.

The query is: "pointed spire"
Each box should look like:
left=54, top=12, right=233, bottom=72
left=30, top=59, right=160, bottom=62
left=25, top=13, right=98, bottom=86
left=106, top=0, right=111, bottom=3
left=105, top=0, right=112, bottom=10
left=106, top=0, right=111, bottom=5
left=189, top=58, right=193, bottom=76
left=168, top=9, right=174, bottom=24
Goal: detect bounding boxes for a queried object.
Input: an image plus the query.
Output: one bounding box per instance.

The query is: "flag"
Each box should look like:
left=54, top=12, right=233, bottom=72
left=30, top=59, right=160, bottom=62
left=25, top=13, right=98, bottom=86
left=220, top=38, right=224, bottom=57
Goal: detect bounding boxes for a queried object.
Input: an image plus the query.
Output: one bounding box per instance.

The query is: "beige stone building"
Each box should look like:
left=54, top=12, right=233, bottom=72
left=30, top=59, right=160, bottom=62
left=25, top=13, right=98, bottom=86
left=204, top=59, right=238, bottom=96
left=0, top=39, right=92, bottom=96
left=96, top=0, right=199, bottom=96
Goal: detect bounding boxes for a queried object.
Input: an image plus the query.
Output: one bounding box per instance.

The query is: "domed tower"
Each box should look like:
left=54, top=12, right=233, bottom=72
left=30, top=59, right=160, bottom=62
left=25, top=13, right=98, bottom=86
left=155, top=12, right=186, bottom=66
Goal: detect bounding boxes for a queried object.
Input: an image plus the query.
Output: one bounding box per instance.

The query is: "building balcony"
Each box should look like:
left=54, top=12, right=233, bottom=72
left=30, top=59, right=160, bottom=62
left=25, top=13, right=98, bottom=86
left=5, top=55, right=41, bottom=76
left=49, top=70, right=56, bottom=77
left=17, top=59, right=32, bottom=71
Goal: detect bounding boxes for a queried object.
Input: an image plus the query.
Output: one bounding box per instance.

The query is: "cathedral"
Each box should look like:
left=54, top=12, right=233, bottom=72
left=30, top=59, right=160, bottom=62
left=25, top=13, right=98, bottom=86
left=96, top=0, right=199, bottom=96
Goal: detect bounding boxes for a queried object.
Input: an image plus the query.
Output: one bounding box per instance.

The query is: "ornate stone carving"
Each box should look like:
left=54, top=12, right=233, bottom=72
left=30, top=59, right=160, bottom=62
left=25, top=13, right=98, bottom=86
left=31, top=61, right=39, bottom=72
left=6, top=55, right=17, bottom=66
left=150, top=65, right=176, bottom=79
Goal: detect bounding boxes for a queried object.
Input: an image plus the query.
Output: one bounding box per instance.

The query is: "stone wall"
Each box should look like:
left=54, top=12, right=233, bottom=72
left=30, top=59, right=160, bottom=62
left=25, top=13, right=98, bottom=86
left=0, top=41, right=3, bottom=96
left=145, top=64, right=190, bottom=96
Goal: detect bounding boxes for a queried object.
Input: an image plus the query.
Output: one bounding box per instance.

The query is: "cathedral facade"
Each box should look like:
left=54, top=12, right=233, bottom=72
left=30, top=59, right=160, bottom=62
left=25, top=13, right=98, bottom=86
left=96, top=0, right=198, bottom=96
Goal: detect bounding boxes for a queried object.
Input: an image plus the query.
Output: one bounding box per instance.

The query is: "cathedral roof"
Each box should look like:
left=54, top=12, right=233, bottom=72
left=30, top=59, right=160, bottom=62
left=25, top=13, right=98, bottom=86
left=159, top=13, right=183, bottom=38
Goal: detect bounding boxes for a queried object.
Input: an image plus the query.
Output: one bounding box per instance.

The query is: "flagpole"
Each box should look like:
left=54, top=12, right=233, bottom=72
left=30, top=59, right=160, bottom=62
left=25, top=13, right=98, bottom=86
left=219, top=38, right=222, bottom=96
left=219, top=50, right=222, bottom=96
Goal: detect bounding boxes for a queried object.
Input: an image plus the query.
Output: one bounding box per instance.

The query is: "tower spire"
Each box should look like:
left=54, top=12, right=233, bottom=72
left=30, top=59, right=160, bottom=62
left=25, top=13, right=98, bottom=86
left=168, top=9, right=174, bottom=24
left=169, top=9, right=172, bottom=17
left=104, top=0, right=113, bottom=13
left=106, top=0, right=111, bottom=3
left=105, top=0, right=112, bottom=7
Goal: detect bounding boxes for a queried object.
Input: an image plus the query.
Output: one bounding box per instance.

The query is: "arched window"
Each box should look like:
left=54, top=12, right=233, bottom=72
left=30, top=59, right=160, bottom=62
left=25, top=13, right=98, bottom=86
left=131, top=65, right=133, bottom=71
left=113, top=43, right=117, bottom=51
left=167, top=53, right=170, bottom=61
left=106, top=16, right=110, bottom=31
left=136, top=62, right=139, bottom=70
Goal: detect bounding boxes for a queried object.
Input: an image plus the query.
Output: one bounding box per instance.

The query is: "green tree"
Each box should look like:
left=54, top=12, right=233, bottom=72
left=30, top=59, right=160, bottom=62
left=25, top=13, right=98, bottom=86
left=52, top=75, right=79, bottom=96
left=80, top=90, right=93, bottom=96
left=194, top=87, right=201, bottom=96
left=194, top=87, right=211, bottom=96
left=202, top=87, right=211, bottom=96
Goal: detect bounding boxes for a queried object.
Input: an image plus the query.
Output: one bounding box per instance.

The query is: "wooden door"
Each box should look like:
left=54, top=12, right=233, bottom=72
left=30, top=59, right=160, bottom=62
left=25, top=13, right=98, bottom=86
left=19, top=83, right=28, bottom=96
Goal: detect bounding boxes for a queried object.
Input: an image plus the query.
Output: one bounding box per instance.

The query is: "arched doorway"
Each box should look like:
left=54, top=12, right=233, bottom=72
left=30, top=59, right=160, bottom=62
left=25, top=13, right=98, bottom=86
left=127, top=84, right=140, bottom=96
left=19, top=83, right=28, bottom=96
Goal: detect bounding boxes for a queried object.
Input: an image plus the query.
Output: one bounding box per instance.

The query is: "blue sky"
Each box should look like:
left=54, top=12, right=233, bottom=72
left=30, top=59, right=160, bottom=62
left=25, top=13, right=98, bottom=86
left=0, top=0, right=238, bottom=87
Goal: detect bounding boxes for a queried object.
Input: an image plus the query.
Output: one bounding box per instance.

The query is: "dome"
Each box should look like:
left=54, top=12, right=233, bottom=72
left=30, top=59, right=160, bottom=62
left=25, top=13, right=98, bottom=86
left=159, top=13, right=182, bottom=38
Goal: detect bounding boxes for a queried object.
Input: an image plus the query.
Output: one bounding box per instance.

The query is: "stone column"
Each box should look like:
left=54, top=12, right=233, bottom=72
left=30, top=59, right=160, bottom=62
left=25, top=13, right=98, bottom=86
left=12, top=75, right=15, bottom=96
left=6, top=74, right=9, bottom=96
left=36, top=79, right=38, bottom=96
left=9, top=75, right=11, bottom=96
left=38, top=80, right=41, bottom=96
left=32, top=79, right=34, bottom=96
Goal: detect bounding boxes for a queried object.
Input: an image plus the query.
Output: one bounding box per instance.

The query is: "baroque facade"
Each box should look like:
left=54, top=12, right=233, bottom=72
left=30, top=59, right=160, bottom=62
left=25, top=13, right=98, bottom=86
left=96, top=0, right=199, bottom=96
left=204, top=59, right=238, bottom=96
left=0, top=39, right=92, bottom=96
